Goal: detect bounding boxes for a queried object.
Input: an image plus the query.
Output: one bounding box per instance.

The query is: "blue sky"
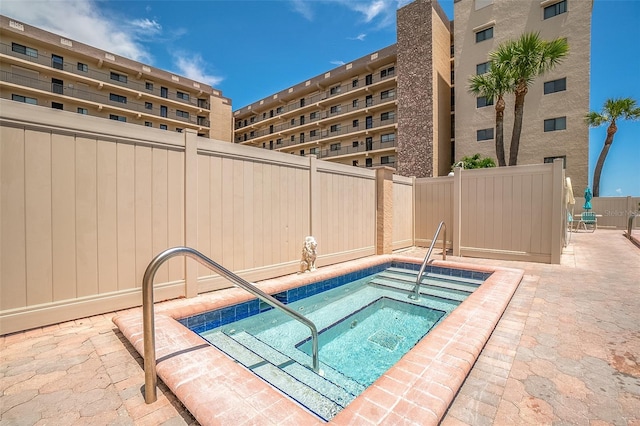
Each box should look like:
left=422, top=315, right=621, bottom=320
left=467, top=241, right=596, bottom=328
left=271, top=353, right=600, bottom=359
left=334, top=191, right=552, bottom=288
left=3, top=0, right=639, bottom=196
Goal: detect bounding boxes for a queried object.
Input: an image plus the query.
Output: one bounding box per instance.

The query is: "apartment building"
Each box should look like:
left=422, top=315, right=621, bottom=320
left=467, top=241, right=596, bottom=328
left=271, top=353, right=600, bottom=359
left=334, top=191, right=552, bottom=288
left=0, top=15, right=232, bottom=141
left=453, top=0, right=592, bottom=190
left=233, top=0, right=452, bottom=178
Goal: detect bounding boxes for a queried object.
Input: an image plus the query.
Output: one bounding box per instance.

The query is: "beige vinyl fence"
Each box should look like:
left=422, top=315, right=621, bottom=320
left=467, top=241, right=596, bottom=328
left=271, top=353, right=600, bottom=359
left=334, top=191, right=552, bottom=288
left=572, top=196, right=640, bottom=229
left=0, top=100, right=377, bottom=334
left=0, top=99, right=568, bottom=335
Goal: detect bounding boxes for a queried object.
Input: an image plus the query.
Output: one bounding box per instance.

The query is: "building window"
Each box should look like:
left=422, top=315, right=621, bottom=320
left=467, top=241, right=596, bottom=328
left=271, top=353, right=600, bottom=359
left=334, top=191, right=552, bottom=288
left=476, top=96, right=494, bottom=108
left=475, top=27, right=493, bottom=43
left=290, top=118, right=295, bottom=125
left=330, top=105, right=341, bottom=114
left=177, top=91, right=190, bottom=101
left=544, top=155, right=567, bottom=168
left=366, top=158, right=373, bottom=167
left=365, top=74, right=373, bottom=85
left=366, top=116, right=373, bottom=129
left=476, top=62, right=490, bottom=75
left=544, top=0, right=567, bottom=19
left=300, top=115, right=305, bottom=125
left=330, top=124, right=340, bottom=132
left=353, top=119, right=359, bottom=128
left=77, top=62, right=88, bottom=72
left=109, top=114, right=126, bottom=122
left=276, top=106, right=283, bottom=114
left=352, top=141, right=359, bottom=148
left=330, top=143, right=341, bottom=151
left=290, top=135, right=295, bottom=142
left=300, top=98, right=306, bottom=107
left=77, top=107, right=88, bottom=114
left=145, top=102, right=153, bottom=110
left=276, top=138, right=282, bottom=145
left=146, top=82, right=154, bottom=90
left=52, top=54, right=63, bottom=70
left=161, top=87, right=168, bottom=98
left=109, top=93, right=127, bottom=103
left=366, top=95, right=373, bottom=107
left=310, top=129, right=317, bottom=138
left=12, top=94, right=37, bottom=104
left=352, top=99, right=359, bottom=108
left=110, top=72, right=127, bottom=83
left=310, top=147, right=317, bottom=154
left=299, top=150, right=305, bottom=156
left=176, top=110, right=189, bottom=119
left=353, top=160, right=359, bottom=166
left=381, top=111, right=395, bottom=121
left=381, top=133, right=395, bottom=143
left=477, top=128, right=494, bottom=141
left=330, top=85, right=341, bottom=95
left=160, top=124, right=168, bottom=130
left=380, top=66, right=395, bottom=78
left=300, top=133, right=305, bottom=143
left=145, top=121, right=153, bottom=127
left=176, top=128, right=183, bottom=133
left=51, top=102, right=63, bottom=110
left=52, top=78, right=64, bottom=94
left=352, top=79, right=359, bottom=88
left=366, top=137, right=373, bottom=150
left=310, top=111, right=319, bottom=120
left=544, top=117, right=566, bottom=132
left=160, top=106, right=168, bottom=117
left=11, top=43, right=38, bottom=58
left=381, top=89, right=395, bottom=100
left=381, top=156, right=390, bottom=164
left=544, top=77, right=566, bottom=94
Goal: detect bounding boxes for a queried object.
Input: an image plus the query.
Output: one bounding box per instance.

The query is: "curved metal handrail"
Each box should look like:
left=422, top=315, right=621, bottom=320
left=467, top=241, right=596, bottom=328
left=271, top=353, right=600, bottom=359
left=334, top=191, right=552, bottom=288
left=409, top=221, right=447, bottom=300
left=142, top=246, right=320, bottom=403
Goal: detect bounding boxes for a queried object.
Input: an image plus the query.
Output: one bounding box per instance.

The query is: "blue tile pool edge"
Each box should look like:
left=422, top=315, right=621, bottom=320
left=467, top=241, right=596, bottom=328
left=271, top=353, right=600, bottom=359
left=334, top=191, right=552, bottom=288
left=178, top=262, right=492, bottom=334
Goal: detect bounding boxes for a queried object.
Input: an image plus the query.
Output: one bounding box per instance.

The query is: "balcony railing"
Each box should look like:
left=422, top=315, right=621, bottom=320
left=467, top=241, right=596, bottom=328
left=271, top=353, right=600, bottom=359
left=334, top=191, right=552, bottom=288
left=1, top=70, right=210, bottom=127
left=235, top=92, right=397, bottom=144
left=1, top=42, right=209, bottom=110
left=314, top=138, right=396, bottom=160
left=235, top=71, right=396, bottom=129
left=273, top=116, right=397, bottom=150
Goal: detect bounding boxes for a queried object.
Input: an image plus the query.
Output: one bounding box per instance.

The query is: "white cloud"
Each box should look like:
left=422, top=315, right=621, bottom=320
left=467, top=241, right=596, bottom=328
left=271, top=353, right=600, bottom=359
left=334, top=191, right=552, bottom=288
left=330, top=60, right=346, bottom=66
left=290, top=0, right=314, bottom=20
left=1, top=0, right=154, bottom=63
left=348, top=33, right=367, bottom=41
left=616, top=188, right=622, bottom=194
left=174, top=54, right=224, bottom=87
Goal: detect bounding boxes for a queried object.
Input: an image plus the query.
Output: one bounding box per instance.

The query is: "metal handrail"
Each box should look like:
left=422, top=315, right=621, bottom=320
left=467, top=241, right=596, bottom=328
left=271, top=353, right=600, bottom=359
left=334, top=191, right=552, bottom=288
left=142, top=246, right=320, bottom=404
left=628, top=213, right=639, bottom=240
left=409, top=221, right=447, bottom=300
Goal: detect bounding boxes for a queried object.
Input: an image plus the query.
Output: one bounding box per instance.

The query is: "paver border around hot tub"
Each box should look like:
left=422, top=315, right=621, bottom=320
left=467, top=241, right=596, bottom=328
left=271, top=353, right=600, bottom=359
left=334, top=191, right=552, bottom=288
left=113, top=254, right=524, bottom=425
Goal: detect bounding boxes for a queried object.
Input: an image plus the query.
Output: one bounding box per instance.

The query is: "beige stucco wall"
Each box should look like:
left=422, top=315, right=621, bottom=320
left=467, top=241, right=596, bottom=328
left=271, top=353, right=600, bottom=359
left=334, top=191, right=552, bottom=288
left=453, top=0, right=591, bottom=191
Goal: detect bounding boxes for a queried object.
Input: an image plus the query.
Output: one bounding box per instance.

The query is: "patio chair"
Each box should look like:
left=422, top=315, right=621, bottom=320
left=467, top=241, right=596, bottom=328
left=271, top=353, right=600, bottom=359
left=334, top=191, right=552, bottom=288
left=577, top=211, right=597, bottom=232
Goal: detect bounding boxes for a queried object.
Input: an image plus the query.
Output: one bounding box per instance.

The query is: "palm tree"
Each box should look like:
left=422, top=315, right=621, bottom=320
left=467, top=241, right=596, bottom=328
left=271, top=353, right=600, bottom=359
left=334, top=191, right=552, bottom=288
left=586, top=97, right=640, bottom=197
left=468, top=62, right=513, bottom=166
left=492, top=32, right=569, bottom=166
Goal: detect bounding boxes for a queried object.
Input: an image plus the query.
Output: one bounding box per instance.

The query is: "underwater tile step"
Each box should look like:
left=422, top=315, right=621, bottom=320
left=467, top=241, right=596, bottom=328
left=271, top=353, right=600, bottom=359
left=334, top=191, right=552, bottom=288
left=369, top=278, right=469, bottom=303
left=250, top=360, right=343, bottom=421
left=230, top=331, right=361, bottom=405
left=386, top=267, right=485, bottom=286
left=204, top=331, right=344, bottom=421
left=379, top=273, right=476, bottom=296
left=382, top=269, right=483, bottom=290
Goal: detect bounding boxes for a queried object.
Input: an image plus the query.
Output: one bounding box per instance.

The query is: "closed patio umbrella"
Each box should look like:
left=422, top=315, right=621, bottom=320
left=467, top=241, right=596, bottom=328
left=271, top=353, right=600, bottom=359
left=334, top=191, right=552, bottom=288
left=583, top=187, right=593, bottom=211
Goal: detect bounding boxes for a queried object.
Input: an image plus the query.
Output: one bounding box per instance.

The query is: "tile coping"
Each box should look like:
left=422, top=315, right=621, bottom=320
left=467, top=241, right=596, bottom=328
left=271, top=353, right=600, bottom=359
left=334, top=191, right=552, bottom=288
left=112, top=254, right=524, bottom=425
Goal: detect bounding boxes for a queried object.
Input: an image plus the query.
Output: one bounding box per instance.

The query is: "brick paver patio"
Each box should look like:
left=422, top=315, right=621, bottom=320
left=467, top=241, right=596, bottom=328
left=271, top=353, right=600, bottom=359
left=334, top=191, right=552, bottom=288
left=1, top=229, right=639, bottom=425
